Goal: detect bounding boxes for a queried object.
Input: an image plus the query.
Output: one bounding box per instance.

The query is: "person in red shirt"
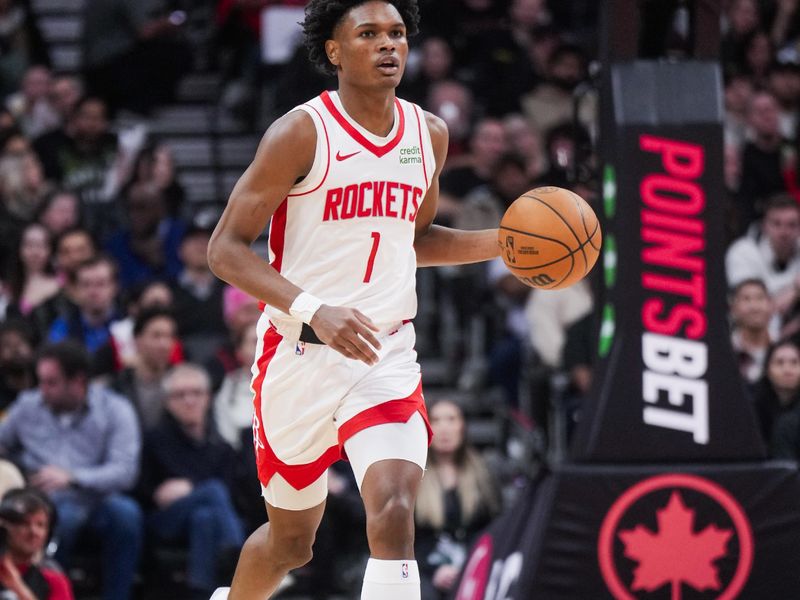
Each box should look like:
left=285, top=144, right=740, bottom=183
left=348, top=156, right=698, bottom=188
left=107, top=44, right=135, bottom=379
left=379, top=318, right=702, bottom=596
left=0, top=487, right=75, bottom=600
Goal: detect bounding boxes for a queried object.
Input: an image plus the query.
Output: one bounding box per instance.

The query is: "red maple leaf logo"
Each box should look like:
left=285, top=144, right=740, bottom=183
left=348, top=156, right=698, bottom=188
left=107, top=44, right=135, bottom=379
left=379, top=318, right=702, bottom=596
left=618, top=491, right=733, bottom=600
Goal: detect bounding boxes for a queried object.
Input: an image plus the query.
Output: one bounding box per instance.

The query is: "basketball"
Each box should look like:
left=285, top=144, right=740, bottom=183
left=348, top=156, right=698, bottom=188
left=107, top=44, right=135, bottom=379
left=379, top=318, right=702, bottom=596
left=498, top=186, right=602, bottom=290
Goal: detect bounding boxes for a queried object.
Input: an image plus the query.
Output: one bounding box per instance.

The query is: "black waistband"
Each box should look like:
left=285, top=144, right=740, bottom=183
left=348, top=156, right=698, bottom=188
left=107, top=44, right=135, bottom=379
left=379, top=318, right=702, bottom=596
left=299, top=323, right=324, bottom=344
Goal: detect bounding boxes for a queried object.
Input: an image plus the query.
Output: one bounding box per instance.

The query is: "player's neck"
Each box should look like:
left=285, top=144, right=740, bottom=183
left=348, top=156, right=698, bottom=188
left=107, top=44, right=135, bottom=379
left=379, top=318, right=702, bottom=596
left=336, top=86, right=396, bottom=137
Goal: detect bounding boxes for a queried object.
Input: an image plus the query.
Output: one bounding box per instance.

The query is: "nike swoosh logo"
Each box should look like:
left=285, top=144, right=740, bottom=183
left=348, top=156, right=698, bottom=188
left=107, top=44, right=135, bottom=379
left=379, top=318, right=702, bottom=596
left=336, top=150, right=361, bottom=161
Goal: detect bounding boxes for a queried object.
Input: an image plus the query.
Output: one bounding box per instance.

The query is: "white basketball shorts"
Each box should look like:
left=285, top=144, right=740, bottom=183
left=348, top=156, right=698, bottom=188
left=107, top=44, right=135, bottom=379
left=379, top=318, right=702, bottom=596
left=250, top=315, right=432, bottom=510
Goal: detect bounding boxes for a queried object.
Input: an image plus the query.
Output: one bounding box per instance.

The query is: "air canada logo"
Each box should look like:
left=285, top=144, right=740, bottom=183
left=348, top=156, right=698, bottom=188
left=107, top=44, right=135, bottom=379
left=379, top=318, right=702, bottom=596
left=598, top=474, right=753, bottom=600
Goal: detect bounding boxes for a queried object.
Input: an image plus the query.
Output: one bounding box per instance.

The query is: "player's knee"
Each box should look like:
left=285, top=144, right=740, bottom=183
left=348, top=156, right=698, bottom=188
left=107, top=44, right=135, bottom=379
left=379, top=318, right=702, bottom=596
left=368, top=492, right=415, bottom=539
left=266, top=530, right=315, bottom=570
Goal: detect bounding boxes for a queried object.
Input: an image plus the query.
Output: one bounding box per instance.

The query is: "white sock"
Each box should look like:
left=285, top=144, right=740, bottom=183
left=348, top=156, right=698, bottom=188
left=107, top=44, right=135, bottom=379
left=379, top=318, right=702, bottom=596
left=209, top=588, right=229, bottom=600
left=361, top=558, right=421, bottom=600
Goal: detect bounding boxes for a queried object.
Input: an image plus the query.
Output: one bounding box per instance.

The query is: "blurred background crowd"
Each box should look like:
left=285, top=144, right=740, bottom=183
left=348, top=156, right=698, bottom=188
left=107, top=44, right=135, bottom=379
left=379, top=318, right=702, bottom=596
left=0, top=0, right=799, bottom=598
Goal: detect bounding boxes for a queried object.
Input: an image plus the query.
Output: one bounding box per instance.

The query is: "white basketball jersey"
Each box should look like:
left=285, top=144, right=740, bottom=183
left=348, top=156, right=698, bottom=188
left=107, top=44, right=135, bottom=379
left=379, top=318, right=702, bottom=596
left=264, top=91, right=435, bottom=327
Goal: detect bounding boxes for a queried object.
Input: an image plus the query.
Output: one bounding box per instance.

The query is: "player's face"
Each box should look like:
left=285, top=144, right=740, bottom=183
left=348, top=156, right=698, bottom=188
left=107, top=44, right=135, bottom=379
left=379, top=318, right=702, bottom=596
left=328, top=1, right=408, bottom=89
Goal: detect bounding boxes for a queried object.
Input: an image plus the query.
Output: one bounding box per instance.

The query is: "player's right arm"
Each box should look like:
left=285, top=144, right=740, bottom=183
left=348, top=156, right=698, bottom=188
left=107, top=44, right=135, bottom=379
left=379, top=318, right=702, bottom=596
left=207, top=111, right=381, bottom=364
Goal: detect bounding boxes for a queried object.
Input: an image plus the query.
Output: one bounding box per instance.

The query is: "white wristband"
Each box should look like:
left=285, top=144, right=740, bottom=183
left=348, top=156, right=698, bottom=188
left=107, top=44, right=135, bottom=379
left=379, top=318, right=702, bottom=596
left=289, top=292, right=324, bottom=324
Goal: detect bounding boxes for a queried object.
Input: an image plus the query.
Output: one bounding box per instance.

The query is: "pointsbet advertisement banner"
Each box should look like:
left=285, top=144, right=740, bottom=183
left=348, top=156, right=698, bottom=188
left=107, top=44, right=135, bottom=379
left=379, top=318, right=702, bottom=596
left=571, top=62, right=765, bottom=461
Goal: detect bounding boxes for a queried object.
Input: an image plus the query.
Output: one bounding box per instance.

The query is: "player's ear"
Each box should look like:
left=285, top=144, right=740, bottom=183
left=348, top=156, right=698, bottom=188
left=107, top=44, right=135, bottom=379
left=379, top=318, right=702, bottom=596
left=325, top=40, right=340, bottom=67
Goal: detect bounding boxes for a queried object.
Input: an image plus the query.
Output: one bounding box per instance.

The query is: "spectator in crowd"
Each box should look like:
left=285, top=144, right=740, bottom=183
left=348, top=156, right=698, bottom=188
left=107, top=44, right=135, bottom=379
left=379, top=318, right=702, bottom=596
left=137, top=364, right=245, bottom=600
left=47, top=255, right=121, bottom=356
left=502, top=113, right=545, bottom=181
left=724, top=71, right=755, bottom=149
left=47, top=75, right=82, bottom=130
left=6, top=223, right=59, bottom=316
left=724, top=142, right=748, bottom=243
left=458, top=153, right=531, bottom=231
left=521, top=43, right=592, bottom=138
left=726, top=194, right=800, bottom=320
left=0, top=0, right=48, bottom=98
left=768, top=60, right=800, bottom=139
left=484, top=257, right=532, bottom=408
left=108, top=279, right=178, bottom=371
left=436, top=0, right=507, bottom=63
left=753, top=338, right=800, bottom=448
left=415, top=399, right=501, bottom=600
left=172, top=223, right=227, bottom=363
left=400, top=36, right=456, bottom=107
left=526, top=277, right=593, bottom=371
left=5, top=66, right=59, bottom=139
left=205, top=286, right=260, bottom=391
left=0, top=128, right=30, bottom=157
left=472, top=0, right=550, bottom=116
left=438, top=117, right=507, bottom=222
left=0, top=149, right=51, bottom=229
left=743, top=30, right=774, bottom=87
left=106, top=181, right=185, bottom=289
left=125, top=143, right=186, bottom=219
left=111, top=307, right=178, bottom=432
left=32, top=96, right=119, bottom=218
left=0, top=487, right=75, bottom=600
left=765, top=0, right=798, bottom=49
left=730, top=279, right=775, bottom=385
left=29, top=227, right=96, bottom=341
left=536, top=121, right=593, bottom=188
left=0, top=320, right=35, bottom=413
left=739, top=91, right=793, bottom=221
left=82, top=0, right=191, bottom=115
left=721, top=0, right=762, bottom=73
left=426, top=79, right=474, bottom=160
left=35, top=190, right=81, bottom=238
left=0, top=341, right=142, bottom=600
left=561, top=309, right=595, bottom=437
left=213, top=322, right=257, bottom=451
left=771, top=389, right=800, bottom=460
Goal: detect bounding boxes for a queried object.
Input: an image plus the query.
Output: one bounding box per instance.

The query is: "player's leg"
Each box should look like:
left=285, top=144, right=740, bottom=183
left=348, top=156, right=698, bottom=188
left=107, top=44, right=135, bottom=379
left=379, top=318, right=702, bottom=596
left=344, top=412, right=428, bottom=600
left=227, top=473, right=329, bottom=600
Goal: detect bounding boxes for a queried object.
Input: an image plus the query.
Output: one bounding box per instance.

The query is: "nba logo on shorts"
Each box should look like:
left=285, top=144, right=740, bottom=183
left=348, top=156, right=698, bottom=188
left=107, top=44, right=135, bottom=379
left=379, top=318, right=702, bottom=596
left=401, top=562, right=408, bottom=579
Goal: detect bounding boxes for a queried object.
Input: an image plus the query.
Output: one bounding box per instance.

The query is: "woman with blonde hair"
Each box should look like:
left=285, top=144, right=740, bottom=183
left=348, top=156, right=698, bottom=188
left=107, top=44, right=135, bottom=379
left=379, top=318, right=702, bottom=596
left=415, top=398, right=502, bottom=598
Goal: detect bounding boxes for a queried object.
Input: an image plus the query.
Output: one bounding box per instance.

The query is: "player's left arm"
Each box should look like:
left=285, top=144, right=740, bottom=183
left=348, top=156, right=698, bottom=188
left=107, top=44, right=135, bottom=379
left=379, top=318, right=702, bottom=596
left=413, top=112, right=501, bottom=267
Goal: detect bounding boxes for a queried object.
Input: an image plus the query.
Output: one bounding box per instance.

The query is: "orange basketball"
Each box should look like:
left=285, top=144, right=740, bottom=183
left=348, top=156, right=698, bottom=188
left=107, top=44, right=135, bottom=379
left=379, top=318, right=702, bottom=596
left=498, top=186, right=602, bottom=290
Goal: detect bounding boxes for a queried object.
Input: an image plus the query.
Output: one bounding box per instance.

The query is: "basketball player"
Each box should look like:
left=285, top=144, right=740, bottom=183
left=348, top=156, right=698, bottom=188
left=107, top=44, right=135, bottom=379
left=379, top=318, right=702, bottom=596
left=207, top=1, right=500, bottom=598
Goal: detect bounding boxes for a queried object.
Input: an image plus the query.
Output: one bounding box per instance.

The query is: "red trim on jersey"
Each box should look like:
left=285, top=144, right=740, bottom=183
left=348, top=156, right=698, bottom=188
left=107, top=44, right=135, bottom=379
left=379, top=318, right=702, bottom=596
left=337, top=380, right=432, bottom=452
left=413, top=104, right=429, bottom=188
left=288, top=104, right=331, bottom=197
left=320, top=91, right=405, bottom=158
left=269, top=199, right=288, bottom=273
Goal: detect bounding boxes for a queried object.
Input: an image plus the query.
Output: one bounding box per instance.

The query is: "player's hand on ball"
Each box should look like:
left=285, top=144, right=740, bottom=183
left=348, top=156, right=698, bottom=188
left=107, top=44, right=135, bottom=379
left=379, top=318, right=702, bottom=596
left=310, top=305, right=382, bottom=365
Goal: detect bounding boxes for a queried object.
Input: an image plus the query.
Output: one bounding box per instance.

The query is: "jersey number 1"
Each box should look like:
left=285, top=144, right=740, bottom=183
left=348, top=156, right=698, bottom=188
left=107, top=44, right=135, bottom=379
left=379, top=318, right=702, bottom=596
left=364, top=232, right=381, bottom=283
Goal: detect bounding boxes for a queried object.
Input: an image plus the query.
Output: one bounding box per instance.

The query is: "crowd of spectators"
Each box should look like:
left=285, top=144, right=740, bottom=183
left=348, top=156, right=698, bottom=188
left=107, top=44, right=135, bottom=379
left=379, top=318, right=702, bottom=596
left=0, top=0, right=799, bottom=598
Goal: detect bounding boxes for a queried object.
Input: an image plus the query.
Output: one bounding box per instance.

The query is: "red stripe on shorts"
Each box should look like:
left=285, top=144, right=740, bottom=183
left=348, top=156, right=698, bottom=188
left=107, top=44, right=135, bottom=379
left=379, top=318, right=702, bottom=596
left=337, top=380, right=433, bottom=454
left=251, top=325, right=342, bottom=490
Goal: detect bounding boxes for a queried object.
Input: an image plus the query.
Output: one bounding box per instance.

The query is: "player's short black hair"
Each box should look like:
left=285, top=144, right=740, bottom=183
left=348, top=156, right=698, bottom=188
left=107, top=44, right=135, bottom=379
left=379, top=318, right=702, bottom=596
left=303, top=0, right=420, bottom=75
